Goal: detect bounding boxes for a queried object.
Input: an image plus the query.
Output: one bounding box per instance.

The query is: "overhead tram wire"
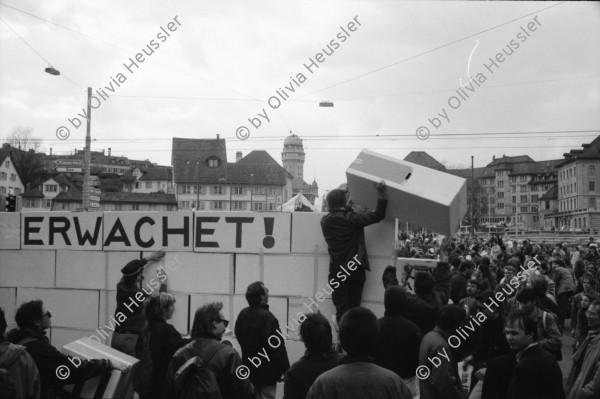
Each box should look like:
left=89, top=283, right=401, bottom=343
left=0, top=16, right=83, bottom=89
left=41, top=129, right=600, bottom=144
left=297, top=1, right=567, bottom=99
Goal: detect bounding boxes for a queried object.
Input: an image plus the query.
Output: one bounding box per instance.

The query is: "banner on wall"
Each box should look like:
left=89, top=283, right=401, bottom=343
left=19, top=211, right=291, bottom=253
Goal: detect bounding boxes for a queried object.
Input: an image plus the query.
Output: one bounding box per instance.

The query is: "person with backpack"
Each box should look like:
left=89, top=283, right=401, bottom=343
left=164, top=302, right=255, bottom=399
left=133, top=292, right=189, bottom=399
left=516, top=288, right=562, bottom=361
left=6, top=300, right=111, bottom=399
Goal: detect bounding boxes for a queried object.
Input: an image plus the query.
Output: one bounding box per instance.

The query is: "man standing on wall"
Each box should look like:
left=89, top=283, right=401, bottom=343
left=321, top=180, right=387, bottom=327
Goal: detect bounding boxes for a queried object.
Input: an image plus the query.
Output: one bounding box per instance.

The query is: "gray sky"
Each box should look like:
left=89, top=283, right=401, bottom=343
left=1, top=1, right=599, bottom=193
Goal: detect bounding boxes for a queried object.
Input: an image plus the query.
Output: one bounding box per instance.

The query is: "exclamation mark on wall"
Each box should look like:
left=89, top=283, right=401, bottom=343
left=263, top=217, right=275, bottom=249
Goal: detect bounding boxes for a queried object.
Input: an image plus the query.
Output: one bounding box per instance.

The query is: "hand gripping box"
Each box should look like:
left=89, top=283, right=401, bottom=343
left=62, top=337, right=139, bottom=399
left=346, top=150, right=468, bottom=236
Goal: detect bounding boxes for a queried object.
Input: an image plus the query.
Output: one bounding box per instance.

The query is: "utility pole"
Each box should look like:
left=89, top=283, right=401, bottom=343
left=82, top=87, right=92, bottom=210
left=471, top=156, right=474, bottom=234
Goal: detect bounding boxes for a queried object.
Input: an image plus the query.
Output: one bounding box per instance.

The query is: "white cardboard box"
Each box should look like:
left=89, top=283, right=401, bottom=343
left=62, top=337, right=139, bottom=399
left=346, top=150, right=468, bottom=236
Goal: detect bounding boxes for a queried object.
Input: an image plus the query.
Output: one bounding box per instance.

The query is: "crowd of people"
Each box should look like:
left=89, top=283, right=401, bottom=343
left=1, top=179, right=600, bottom=398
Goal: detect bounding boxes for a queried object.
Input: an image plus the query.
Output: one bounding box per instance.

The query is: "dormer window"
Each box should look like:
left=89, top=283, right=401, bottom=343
left=206, top=157, right=220, bottom=168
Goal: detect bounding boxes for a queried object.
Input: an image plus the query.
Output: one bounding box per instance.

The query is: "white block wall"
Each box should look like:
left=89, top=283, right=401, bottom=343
left=0, top=211, right=396, bottom=368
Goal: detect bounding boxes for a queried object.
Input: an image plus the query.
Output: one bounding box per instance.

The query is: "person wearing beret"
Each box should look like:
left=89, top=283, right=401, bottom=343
left=110, top=250, right=166, bottom=357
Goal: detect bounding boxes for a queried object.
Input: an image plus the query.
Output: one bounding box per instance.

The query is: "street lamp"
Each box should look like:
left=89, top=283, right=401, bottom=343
left=45, top=68, right=92, bottom=210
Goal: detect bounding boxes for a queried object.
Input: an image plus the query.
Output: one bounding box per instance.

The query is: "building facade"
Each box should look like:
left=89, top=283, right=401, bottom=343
left=172, top=137, right=293, bottom=211
left=0, top=147, right=24, bottom=197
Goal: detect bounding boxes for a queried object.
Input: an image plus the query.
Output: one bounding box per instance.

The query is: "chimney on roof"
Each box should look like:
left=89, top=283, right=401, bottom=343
left=236, top=151, right=242, bottom=162
left=217, top=134, right=220, bottom=140
left=493, top=155, right=495, bottom=161
left=108, top=148, right=111, bottom=156
left=50, top=148, right=52, bottom=156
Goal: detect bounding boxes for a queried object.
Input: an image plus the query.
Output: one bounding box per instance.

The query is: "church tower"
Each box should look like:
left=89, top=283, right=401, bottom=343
left=281, top=132, right=305, bottom=179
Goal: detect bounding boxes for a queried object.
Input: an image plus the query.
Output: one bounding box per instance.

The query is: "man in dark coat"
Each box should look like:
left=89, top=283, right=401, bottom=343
left=6, top=300, right=111, bottom=399
left=382, top=259, right=451, bottom=334
left=374, top=285, right=423, bottom=397
left=449, top=260, right=475, bottom=304
left=503, top=310, right=564, bottom=399
left=283, top=312, right=342, bottom=399
left=321, top=180, right=387, bottom=324
left=235, top=282, right=289, bottom=399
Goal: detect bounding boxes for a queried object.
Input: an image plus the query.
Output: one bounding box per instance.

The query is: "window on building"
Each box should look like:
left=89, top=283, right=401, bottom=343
left=0, top=172, right=6, bottom=180
left=533, top=215, right=539, bottom=222
left=497, top=192, right=504, bottom=199
left=181, top=200, right=190, bottom=209
left=497, top=180, right=504, bottom=188
left=590, top=182, right=596, bottom=191
left=45, top=199, right=52, bottom=208
left=497, top=203, right=504, bottom=210
left=145, top=182, right=152, bottom=189
left=233, top=201, right=244, bottom=210
left=5, top=160, right=9, bottom=167
left=45, top=184, right=58, bottom=192
left=269, top=203, right=275, bottom=211
left=13, top=188, right=20, bottom=195
left=115, top=203, right=122, bottom=211
left=213, top=201, right=223, bottom=209
left=512, top=196, right=516, bottom=204
left=532, top=206, right=538, bottom=213
left=0, top=187, right=5, bottom=195
left=545, top=201, right=550, bottom=209
left=133, top=204, right=140, bottom=211
left=590, top=165, right=595, bottom=177
left=575, top=182, right=577, bottom=192
left=25, top=199, right=36, bottom=207
left=591, top=198, right=597, bottom=209
left=520, top=195, right=527, bottom=203
left=206, top=157, right=220, bottom=168
left=182, top=185, right=191, bottom=194
left=253, top=202, right=263, bottom=211
left=233, top=187, right=244, bottom=195
left=10, top=174, right=16, bottom=182
left=531, top=195, right=538, bottom=203
left=212, top=186, right=223, bottom=195
left=520, top=206, right=528, bottom=213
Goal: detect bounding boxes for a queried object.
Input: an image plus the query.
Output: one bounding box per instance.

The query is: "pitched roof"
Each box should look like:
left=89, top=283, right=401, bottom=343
left=228, top=151, right=288, bottom=185
left=447, top=167, right=486, bottom=180
left=404, top=151, right=447, bottom=172
left=172, top=139, right=288, bottom=186
left=53, top=190, right=177, bottom=204
left=557, top=135, right=600, bottom=167
left=540, top=184, right=558, bottom=200
left=139, top=166, right=172, bottom=181
left=172, top=137, right=228, bottom=184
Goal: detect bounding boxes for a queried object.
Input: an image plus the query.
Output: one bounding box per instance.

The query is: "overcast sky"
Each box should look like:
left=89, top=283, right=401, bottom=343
left=1, top=1, right=599, bottom=193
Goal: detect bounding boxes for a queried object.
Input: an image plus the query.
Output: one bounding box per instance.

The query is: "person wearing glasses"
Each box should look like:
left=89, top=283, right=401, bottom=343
left=565, top=299, right=600, bottom=399
left=235, top=282, right=290, bottom=399
left=164, top=302, right=255, bottom=399
left=6, top=300, right=111, bottom=399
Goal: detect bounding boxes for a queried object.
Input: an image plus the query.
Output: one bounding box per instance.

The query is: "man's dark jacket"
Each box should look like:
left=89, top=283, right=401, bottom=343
left=7, top=327, right=109, bottom=398
left=135, top=317, right=190, bottom=399
left=506, top=344, right=565, bottom=399
left=234, top=303, right=290, bottom=387
left=374, top=299, right=423, bottom=379
left=321, top=198, right=388, bottom=280
left=283, top=349, right=342, bottom=399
